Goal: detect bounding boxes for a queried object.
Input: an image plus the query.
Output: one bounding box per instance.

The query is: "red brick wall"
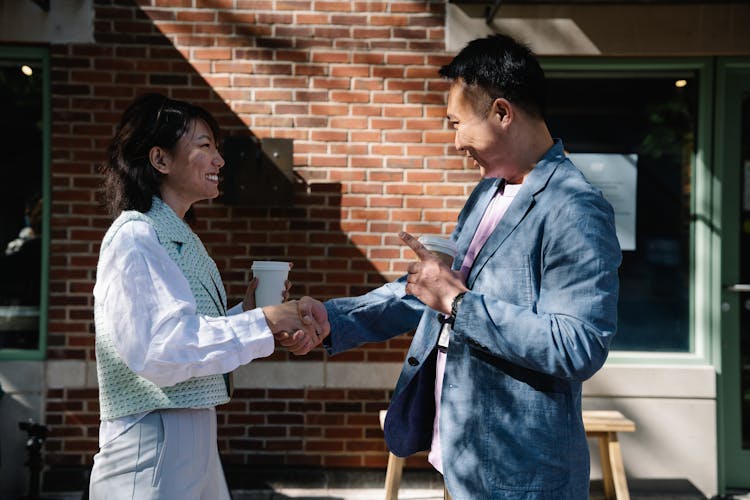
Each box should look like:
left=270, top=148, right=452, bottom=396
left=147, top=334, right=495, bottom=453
left=45, top=0, right=476, bottom=470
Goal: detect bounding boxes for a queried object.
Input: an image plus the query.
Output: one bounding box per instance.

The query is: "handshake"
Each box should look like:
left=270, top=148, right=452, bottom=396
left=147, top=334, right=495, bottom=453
left=242, top=272, right=330, bottom=356
left=261, top=297, right=330, bottom=356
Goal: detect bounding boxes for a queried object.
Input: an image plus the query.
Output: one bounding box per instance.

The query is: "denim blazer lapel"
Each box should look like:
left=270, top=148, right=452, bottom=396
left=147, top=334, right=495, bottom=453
left=466, top=141, right=567, bottom=288
left=453, top=178, right=501, bottom=272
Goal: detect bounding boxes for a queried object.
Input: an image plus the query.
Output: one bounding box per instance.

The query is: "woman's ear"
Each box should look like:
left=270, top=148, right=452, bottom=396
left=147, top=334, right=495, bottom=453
left=149, top=146, right=170, bottom=174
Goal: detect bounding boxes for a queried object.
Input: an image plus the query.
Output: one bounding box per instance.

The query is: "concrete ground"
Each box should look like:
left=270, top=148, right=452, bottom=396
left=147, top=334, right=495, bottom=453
left=232, top=488, right=442, bottom=500
left=229, top=480, right=725, bottom=500
left=230, top=484, right=748, bottom=500
left=40, top=482, right=746, bottom=500
left=37, top=467, right=747, bottom=500
left=226, top=478, right=717, bottom=500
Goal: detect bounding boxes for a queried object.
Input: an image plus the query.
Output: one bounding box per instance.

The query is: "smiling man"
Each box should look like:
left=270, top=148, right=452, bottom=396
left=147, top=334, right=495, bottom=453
left=324, top=34, right=621, bottom=499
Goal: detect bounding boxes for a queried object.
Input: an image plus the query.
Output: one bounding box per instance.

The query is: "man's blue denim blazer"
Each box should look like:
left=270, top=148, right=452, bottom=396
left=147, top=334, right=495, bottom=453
left=325, top=140, right=621, bottom=499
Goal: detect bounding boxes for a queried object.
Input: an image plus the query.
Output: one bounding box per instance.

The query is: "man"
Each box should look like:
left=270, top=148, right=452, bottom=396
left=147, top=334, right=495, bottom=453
left=323, top=34, right=621, bottom=499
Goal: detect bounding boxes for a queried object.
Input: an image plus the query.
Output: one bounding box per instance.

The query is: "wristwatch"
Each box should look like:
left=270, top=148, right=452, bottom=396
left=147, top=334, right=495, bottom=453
left=448, top=292, right=466, bottom=326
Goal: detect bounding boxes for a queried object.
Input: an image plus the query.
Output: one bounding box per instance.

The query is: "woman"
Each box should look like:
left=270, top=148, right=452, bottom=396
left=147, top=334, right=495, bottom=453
left=88, top=93, right=327, bottom=499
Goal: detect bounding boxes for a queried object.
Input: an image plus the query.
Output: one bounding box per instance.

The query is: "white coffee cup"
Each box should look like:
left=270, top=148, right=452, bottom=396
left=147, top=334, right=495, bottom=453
left=251, top=261, right=290, bottom=307
left=418, top=235, right=458, bottom=266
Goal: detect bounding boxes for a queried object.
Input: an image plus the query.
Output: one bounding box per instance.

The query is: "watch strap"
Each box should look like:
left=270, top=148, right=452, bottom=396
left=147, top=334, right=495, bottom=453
left=449, top=291, right=466, bottom=324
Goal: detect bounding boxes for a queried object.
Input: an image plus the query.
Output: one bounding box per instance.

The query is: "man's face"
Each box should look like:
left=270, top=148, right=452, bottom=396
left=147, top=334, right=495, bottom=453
left=446, top=82, right=504, bottom=178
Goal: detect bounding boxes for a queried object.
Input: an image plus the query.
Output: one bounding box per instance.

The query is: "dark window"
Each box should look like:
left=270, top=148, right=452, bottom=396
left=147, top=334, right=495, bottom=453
left=546, top=70, right=697, bottom=352
left=0, top=54, right=45, bottom=353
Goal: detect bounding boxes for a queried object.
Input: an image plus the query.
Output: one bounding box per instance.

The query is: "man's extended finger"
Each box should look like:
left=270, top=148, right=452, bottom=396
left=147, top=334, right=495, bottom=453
left=398, top=231, right=432, bottom=261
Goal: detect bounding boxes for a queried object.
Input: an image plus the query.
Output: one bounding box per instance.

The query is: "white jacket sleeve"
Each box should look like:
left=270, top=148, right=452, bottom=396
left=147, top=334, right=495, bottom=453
left=93, top=220, right=274, bottom=387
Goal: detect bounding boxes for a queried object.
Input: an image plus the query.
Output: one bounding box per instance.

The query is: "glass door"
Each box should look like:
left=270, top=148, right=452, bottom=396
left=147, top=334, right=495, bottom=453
left=718, top=60, right=750, bottom=491
left=0, top=47, right=49, bottom=361
left=542, top=59, right=709, bottom=358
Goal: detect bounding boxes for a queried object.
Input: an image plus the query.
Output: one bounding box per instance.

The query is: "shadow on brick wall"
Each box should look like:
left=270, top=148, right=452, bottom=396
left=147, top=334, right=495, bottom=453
left=44, top=0, right=422, bottom=486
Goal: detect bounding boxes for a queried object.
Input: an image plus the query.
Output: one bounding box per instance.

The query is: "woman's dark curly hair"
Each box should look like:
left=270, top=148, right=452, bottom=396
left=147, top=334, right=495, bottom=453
left=102, top=93, right=221, bottom=217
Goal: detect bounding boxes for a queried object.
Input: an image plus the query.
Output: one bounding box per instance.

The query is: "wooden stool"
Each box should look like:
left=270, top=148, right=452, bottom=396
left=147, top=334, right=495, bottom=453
left=379, top=410, right=406, bottom=500
left=379, top=409, right=636, bottom=500
left=583, top=410, right=636, bottom=500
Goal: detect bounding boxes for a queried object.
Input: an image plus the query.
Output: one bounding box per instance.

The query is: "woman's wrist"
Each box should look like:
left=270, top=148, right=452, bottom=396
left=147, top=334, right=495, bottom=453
left=262, top=301, right=299, bottom=334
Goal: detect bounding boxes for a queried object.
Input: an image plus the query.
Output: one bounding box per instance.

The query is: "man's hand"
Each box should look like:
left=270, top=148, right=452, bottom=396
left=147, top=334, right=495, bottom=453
left=273, top=329, right=315, bottom=356
left=400, top=231, right=468, bottom=315
left=262, top=296, right=329, bottom=356
left=297, top=296, right=330, bottom=345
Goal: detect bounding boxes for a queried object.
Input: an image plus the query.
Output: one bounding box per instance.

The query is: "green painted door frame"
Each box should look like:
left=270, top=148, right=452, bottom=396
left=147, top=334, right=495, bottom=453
left=0, top=46, right=50, bottom=361
left=540, top=56, right=747, bottom=493
left=541, top=57, right=715, bottom=366
left=716, top=58, right=750, bottom=492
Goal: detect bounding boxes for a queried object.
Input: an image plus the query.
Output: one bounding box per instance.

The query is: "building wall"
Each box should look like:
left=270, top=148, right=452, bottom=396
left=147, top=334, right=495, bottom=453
left=40, top=0, right=455, bottom=481
left=445, top=3, right=750, bottom=496
left=0, top=0, right=94, bottom=44
left=448, top=2, right=750, bottom=55
left=1, top=1, right=746, bottom=497
left=583, top=365, right=717, bottom=496
left=0, top=362, right=45, bottom=499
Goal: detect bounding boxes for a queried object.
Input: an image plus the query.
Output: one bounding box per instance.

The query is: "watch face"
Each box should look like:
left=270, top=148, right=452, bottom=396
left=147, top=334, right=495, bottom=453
left=451, top=292, right=466, bottom=317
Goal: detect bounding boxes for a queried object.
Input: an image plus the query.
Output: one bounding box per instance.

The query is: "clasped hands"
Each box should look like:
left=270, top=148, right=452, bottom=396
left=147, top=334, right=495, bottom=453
left=263, top=297, right=329, bottom=355
left=244, top=229, right=464, bottom=355
left=245, top=277, right=330, bottom=356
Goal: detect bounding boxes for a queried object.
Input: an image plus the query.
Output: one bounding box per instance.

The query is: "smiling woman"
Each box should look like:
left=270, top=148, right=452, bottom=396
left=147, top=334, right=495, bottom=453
left=89, top=94, right=330, bottom=499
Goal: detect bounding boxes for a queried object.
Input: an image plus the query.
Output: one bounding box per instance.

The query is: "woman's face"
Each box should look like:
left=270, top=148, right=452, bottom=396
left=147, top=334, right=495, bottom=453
left=157, top=119, right=224, bottom=216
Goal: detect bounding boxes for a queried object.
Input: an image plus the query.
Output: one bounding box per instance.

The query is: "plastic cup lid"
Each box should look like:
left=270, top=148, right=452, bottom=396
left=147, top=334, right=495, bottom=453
left=417, top=235, right=458, bottom=257
left=251, top=261, right=290, bottom=271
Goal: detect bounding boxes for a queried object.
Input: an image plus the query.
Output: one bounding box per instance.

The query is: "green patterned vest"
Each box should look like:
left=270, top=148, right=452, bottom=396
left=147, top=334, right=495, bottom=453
left=95, top=197, right=230, bottom=420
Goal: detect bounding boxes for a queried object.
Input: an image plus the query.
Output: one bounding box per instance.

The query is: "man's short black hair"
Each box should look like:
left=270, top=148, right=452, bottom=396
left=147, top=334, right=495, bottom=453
left=439, top=34, right=547, bottom=119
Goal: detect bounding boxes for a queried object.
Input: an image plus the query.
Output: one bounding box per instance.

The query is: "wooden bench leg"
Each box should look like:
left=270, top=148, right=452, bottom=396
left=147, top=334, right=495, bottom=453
left=606, top=432, right=630, bottom=500
left=384, top=452, right=405, bottom=500
left=597, top=431, right=630, bottom=500
left=597, top=432, right=615, bottom=499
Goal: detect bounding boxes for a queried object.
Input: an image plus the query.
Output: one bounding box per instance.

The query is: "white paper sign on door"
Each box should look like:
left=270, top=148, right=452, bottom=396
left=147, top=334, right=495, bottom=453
left=568, top=153, right=638, bottom=251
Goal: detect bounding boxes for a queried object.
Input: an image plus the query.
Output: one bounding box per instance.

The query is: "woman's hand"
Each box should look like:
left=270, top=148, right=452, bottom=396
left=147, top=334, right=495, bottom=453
left=262, top=298, right=328, bottom=355
left=242, top=277, right=259, bottom=311
left=243, top=264, right=294, bottom=312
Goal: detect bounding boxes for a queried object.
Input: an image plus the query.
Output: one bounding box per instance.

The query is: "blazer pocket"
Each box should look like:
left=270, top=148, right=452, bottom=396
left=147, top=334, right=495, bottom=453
left=473, top=255, right=534, bottom=308
left=481, top=387, right=570, bottom=491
